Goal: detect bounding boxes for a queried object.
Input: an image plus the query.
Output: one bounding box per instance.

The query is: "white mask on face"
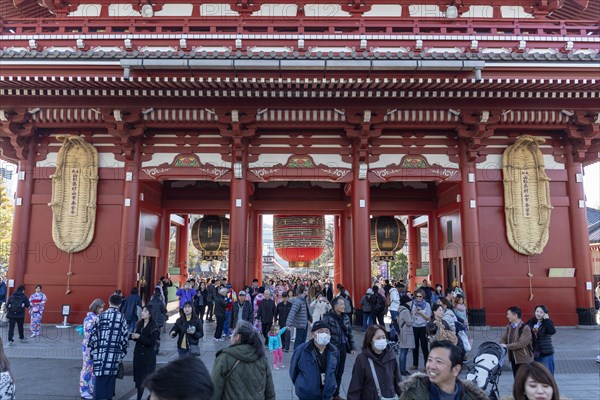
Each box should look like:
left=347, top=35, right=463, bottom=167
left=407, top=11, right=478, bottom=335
left=315, top=332, right=331, bottom=346
left=373, top=338, right=387, bottom=351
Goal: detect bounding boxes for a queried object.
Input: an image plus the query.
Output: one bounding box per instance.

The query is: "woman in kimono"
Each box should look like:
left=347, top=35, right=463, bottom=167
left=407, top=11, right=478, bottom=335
left=79, top=298, right=104, bottom=400
left=253, top=287, right=265, bottom=333
left=28, top=284, right=48, bottom=337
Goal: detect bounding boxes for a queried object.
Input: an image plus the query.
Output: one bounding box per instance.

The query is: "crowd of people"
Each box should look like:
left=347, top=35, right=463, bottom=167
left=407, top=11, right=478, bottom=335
left=0, top=273, right=575, bottom=400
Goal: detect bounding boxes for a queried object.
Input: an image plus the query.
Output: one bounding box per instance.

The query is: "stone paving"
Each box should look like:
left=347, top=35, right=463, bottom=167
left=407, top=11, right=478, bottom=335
left=2, top=317, right=599, bottom=399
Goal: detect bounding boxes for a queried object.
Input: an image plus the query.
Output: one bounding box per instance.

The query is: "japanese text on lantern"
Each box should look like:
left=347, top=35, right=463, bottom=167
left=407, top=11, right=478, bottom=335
left=70, top=168, right=80, bottom=216
left=521, top=170, right=530, bottom=218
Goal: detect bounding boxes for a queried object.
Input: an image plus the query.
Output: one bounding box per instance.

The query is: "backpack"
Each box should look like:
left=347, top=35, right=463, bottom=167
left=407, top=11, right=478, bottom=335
left=370, top=293, right=385, bottom=314
left=7, top=295, right=25, bottom=315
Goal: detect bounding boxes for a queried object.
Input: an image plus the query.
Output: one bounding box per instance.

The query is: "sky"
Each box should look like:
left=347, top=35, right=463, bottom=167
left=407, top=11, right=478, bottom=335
left=584, top=163, right=600, bottom=209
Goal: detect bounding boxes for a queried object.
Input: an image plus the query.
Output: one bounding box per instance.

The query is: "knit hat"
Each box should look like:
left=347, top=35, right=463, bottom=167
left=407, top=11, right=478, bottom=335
left=238, top=290, right=246, bottom=296
left=400, top=294, right=412, bottom=306
left=366, top=288, right=374, bottom=295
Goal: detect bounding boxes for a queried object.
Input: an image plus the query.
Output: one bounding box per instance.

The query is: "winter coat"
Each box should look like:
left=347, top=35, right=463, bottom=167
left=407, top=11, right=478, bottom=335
left=332, top=293, right=353, bottom=315
left=388, top=288, right=400, bottom=312
left=359, top=295, right=372, bottom=313
left=347, top=346, right=402, bottom=400
left=132, top=319, right=159, bottom=386
left=88, top=307, right=129, bottom=376
left=397, top=305, right=415, bottom=349
left=195, top=288, right=208, bottom=307
left=500, top=322, right=534, bottom=364
left=207, top=284, right=216, bottom=302
left=170, top=315, right=204, bottom=349
left=175, top=287, right=197, bottom=309
left=399, top=373, right=489, bottom=400
left=290, top=340, right=339, bottom=400
left=211, top=343, right=275, bottom=400
left=287, top=296, right=312, bottom=329
left=310, top=299, right=332, bottom=321
left=276, top=300, right=292, bottom=327
left=442, top=308, right=458, bottom=333
left=257, top=298, right=277, bottom=324
left=230, top=300, right=253, bottom=329
left=214, top=294, right=228, bottom=318
left=321, top=311, right=356, bottom=354
left=268, top=327, right=287, bottom=351
left=119, top=294, right=142, bottom=323
left=6, top=291, right=29, bottom=319
left=526, top=317, right=556, bottom=357
left=148, top=295, right=167, bottom=328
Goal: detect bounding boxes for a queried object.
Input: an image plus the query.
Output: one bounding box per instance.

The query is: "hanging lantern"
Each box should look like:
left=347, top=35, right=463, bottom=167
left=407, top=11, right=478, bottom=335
left=191, top=215, right=230, bottom=261
left=371, top=216, right=406, bottom=261
left=273, top=215, right=326, bottom=268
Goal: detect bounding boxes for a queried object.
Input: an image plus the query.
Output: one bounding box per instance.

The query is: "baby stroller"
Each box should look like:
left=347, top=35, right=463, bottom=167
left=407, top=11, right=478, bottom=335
left=465, top=341, right=507, bottom=400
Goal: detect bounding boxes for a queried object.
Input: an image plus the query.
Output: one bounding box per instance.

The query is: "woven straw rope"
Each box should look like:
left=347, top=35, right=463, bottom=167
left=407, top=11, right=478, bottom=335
left=49, top=136, right=99, bottom=254
left=503, top=135, right=553, bottom=300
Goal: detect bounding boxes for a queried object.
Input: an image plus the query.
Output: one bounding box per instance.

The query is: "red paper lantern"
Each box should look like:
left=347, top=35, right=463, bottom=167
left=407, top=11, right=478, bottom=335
left=273, top=215, right=326, bottom=268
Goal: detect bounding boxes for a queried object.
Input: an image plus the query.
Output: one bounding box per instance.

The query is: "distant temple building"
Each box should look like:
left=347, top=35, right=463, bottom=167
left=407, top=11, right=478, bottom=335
left=0, top=0, right=598, bottom=325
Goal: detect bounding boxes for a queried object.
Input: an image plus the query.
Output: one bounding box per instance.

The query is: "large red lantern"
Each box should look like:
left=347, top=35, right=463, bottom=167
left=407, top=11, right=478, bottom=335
left=273, top=215, right=326, bottom=268
left=191, top=215, right=230, bottom=260
left=370, top=216, right=406, bottom=261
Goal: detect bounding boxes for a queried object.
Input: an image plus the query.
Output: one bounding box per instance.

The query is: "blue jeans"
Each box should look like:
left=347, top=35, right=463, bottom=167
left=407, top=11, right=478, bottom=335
left=224, top=310, right=231, bottom=336
left=535, top=354, right=555, bottom=375
left=362, top=312, right=372, bottom=332
left=129, top=320, right=136, bottom=333
left=398, top=347, right=410, bottom=372
left=294, top=328, right=307, bottom=350
left=177, top=348, right=190, bottom=358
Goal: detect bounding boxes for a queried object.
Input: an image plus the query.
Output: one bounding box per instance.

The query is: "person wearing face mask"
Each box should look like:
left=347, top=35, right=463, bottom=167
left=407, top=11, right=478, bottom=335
left=290, top=320, right=339, bottom=400
left=347, top=324, right=402, bottom=400
left=321, top=297, right=356, bottom=400
left=323, top=282, right=334, bottom=303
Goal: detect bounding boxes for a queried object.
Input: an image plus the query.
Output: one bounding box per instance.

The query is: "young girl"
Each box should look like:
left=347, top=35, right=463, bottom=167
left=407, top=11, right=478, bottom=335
left=453, top=294, right=468, bottom=328
left=268, top=325, right=287, bottom=369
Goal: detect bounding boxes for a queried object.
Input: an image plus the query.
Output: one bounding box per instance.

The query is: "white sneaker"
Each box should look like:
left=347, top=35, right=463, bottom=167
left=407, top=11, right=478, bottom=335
left=596, top=355, right=600, bottom=363
left=30, top=333, right=36, bottom=338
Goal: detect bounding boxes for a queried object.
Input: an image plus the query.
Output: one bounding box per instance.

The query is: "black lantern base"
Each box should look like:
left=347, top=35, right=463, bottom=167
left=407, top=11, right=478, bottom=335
left=468, top=308, right=486, bottom=326
left=576, top=307, right=598, bottom=326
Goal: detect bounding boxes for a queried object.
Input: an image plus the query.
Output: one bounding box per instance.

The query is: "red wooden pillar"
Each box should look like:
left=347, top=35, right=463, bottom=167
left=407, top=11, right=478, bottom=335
left=158, top=209, right=171, bottom=278
left=229, top=162, right=248, bottom=292
left=333, top=215, right=341, bottom=284
left=117, top=140, right=141, bottom=293
left=8, top=146, right=35, bottom=290
left=407, top=216, right=419, bottom=292
left=246, top=210, right=261, bottom=287
left=565, top=141, right=595, bottom=324
left=428, top=212, right=441, bottom=286
left=254, top=214, right=263, bottom=283
left=458, top=139, right=485, bottom=325
left=176, top=215, right=189, bottom=280
left=351, top=166, right=371, bottom=305
left=340, top=210, right=352, bottom=288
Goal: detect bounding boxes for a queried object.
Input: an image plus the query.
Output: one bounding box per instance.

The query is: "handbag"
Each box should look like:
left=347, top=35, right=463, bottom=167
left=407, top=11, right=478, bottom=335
left=458, top=330, right=472, bottom=352
left=367, top=358, right=399, bottom=400
left=116, top=362, right=125, bottom=379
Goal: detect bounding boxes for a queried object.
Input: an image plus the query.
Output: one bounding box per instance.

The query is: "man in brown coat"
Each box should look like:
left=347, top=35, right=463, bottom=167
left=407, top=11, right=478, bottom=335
left=500, top=306, right=534, bottom=376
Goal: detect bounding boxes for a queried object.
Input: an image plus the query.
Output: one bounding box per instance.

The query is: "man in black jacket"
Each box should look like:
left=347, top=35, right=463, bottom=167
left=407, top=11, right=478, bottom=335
left=276, top=292, right=293, bottom=352
left=322, top=297, right=356, bottom=400
left=6, top=285, right=29, bottom=345
left=213, top=288, right=228, bottom=341
left=230, top=290, right=253, bottom=330
left=257, top=289, right=277, bottom=346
